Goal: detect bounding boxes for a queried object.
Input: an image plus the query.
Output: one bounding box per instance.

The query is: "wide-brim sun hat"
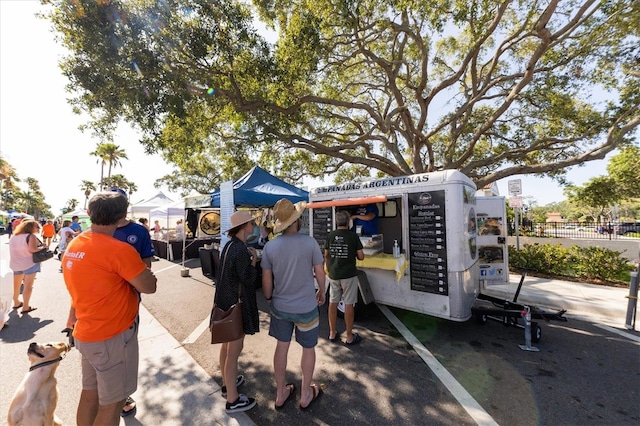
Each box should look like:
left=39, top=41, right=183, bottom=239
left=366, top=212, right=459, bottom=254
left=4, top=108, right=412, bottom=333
left=224, top=210, right=255, bottom=233
left=273, top=199, right=307, bottom=233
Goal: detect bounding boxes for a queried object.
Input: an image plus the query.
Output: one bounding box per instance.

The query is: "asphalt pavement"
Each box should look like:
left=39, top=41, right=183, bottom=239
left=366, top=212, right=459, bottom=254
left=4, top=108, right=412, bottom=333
left=1, top=233, right=638, bottom=425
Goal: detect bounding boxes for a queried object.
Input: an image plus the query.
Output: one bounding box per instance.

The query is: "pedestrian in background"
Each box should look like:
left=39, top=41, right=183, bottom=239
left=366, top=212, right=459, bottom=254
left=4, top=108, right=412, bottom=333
left=213, top=210, right=260, bottom=413
left=6, top=219, right=13, bottom=240
left=153, top=220, right=162, bottom=239
left=53, top=218, right=61, bottom=242
left=58, top=220, right=75, bottom=254
left=138, top=217, right=150, bottom=231
left=261, top=198, right=326, bottom=410
left=8, top=219, right=43, bottom=314
left=63, top=192, right=157, bottom=426
left=41, top=219, right=56, bottom=249
left=325, top=210, right=364, bottom=345
left=70, top=215, right=83, bottom=233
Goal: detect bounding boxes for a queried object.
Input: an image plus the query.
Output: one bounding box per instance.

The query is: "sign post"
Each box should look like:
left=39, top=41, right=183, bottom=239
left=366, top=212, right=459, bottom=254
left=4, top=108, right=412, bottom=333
left=508, top=180, right=523, bottom=250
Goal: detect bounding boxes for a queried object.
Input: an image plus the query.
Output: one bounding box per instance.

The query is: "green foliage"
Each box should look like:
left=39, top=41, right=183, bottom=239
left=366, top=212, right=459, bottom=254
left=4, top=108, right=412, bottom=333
left=607, top=146, right=640, bottom=201
left=567, top=246, right=630, bottom=281
left=508, top=244, right=569, bottom=275
left=509, top=243, right=631, bottom=283
left=42, top=0, right=639, bottom=195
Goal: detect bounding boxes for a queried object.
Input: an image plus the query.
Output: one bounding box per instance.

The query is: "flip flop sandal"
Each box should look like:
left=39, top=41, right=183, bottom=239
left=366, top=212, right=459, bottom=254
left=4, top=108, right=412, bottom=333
left=344, top=333, right=362, bottom=346
left=299, top=384, right=323, bottom=410
left=121, top=396, right=137, bottom=417
left=12, top=302, right=23, bottom=310
left=21, top=307, right=37, bottom=314
left=328, top=332, right=341, bottom=342
left=275, top=383, right=296, bottom=410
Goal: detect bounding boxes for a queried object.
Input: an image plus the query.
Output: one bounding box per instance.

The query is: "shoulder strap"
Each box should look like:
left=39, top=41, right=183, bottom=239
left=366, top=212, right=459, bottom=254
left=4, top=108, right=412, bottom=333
left=26, top=233, right=43, bottom=246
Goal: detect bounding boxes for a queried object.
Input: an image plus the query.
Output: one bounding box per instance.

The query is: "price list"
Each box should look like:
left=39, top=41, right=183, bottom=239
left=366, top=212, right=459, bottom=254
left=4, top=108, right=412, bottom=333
left=312, top=208, right=333, bottom=248
left=408, top=190, right=448, bottom=295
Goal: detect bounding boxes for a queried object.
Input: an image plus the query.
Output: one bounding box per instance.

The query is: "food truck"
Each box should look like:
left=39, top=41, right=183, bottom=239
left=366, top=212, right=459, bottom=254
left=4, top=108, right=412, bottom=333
left=309, top=170, right=567, bottom=343
left=309, top=170, right=480, bottom=322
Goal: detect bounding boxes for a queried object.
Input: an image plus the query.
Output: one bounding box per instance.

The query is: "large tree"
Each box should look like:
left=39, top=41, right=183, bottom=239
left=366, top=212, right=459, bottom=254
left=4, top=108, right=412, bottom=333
left=44, top=0, right=639, bottom=192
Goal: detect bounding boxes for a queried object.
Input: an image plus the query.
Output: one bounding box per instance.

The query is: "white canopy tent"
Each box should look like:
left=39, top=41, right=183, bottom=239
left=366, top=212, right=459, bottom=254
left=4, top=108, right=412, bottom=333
left=149, top=199, right=185, bottom=230
left=149, top=199, right=187, bottom=264
left=129, top=191, right=174, bottom=220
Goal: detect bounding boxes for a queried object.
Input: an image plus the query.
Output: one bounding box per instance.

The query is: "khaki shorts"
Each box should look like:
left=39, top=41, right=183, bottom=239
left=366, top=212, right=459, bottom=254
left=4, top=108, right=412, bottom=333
left=76, top=319, right=139, bottom=405
left=329, top=275, right=359, bottom=305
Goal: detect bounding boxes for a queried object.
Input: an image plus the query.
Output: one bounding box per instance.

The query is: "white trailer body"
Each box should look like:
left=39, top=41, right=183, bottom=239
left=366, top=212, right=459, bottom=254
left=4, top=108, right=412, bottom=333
left=476, top=196, right=509, bottom=284
left=309, top=170, right=479, bottom=321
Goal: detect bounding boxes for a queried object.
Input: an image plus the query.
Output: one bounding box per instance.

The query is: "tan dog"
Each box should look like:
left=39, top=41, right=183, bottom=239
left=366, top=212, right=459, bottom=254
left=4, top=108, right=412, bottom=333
left=7, top=341, right=70, bottom=426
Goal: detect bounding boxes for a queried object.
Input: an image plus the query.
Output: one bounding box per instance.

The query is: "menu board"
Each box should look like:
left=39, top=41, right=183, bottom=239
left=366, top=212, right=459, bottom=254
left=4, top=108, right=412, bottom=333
left=312, top=208, right=333, bottom=248
left=408, top=190, right=448, bottom=295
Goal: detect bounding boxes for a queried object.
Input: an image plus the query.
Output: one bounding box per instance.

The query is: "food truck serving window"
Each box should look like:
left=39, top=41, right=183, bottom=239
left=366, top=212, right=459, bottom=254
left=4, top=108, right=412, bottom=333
left=379, top=200, right=398, bottom=218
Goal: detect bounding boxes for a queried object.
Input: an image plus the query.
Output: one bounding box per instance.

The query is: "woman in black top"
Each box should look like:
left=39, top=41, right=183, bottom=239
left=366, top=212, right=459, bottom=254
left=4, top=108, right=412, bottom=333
left=214, top=211, right=260, bottom=413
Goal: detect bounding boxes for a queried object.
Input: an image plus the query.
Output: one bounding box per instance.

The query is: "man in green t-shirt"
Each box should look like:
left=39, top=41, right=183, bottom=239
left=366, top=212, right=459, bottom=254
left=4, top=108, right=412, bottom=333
left=324, top=210, right=365, bottom=345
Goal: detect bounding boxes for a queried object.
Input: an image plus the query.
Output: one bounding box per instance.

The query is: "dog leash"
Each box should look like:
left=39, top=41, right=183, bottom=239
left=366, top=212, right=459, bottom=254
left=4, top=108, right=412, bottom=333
left=29, top=357, right=64, bottom=372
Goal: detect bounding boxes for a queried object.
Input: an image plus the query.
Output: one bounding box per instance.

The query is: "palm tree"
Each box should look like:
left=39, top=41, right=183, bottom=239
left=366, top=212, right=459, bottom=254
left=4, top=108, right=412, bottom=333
left=90, top=143, right=108, bottom=190
left=80, top=180, right=96, bottom=209
left=64, top=198, right=79, bottom=213
left=90, top=143, right=128, bottom=190
left=0, top=156, right=20, bottom=210
left=103, top=174, right=137, bottom=197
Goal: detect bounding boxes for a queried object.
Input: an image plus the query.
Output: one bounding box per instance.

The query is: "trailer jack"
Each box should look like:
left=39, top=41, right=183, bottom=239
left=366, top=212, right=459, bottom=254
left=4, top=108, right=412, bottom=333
left=471, top=272, right=568, bottom=345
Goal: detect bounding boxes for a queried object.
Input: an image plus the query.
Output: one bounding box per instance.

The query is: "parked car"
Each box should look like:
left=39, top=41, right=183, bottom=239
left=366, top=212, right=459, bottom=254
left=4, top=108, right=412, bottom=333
left=597, top=224, right=614, bottom=234
left=614, top=222, right=640, bottom=235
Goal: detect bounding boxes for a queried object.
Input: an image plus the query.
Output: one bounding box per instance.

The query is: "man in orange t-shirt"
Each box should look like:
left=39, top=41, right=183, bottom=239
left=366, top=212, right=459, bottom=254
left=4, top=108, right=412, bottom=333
left=41, top=220, right=56, bottom=249
left=63, top=192, right=157, bottom=426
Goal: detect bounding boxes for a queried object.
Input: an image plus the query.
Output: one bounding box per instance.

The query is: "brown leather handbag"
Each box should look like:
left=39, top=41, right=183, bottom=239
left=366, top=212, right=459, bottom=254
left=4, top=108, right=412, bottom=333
left=210, top=242, right=244, bottom=344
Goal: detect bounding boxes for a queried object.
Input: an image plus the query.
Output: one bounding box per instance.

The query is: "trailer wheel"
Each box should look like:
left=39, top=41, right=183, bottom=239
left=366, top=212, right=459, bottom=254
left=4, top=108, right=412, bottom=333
left=531, top=322, right=542, bottom=343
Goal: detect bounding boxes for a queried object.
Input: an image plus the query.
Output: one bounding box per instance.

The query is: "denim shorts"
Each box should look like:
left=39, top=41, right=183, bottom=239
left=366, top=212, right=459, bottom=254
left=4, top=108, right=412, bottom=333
left=13, top=263, right=41, bottom=275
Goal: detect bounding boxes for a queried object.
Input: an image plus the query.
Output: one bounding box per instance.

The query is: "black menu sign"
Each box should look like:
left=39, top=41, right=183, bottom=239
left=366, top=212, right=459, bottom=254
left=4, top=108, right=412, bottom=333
left=312, top=208, right=333, bottom=248
left=408, top=190, right=448, bottom=295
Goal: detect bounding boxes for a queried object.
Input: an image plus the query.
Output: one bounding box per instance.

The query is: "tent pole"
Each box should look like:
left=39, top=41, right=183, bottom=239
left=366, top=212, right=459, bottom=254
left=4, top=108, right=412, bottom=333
left=180, top=210, right=189, bottom=277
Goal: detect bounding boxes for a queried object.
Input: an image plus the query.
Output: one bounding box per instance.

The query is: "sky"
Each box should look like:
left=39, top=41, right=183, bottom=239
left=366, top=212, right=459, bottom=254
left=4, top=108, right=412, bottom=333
left=1, top=1, right=612, bottom=215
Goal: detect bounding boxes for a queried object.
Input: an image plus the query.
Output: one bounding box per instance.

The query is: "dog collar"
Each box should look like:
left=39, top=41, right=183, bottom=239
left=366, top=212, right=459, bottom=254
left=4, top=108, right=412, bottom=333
left=29, top=357, right=63, bottom=372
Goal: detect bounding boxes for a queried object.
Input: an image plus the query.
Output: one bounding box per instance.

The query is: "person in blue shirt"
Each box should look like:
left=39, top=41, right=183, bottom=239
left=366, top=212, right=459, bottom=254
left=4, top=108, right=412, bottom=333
left=70, top=216, right=83, bottom=233
left=352, top=204, right=379, bottom=235
left=112, top=217, right=155, bottom=418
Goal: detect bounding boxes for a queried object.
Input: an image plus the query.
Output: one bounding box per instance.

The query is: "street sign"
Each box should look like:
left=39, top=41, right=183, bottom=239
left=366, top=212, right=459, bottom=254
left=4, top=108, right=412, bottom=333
left=509, top=196, right=523, bottom=208
left=508, top=179, right=522, bottom=195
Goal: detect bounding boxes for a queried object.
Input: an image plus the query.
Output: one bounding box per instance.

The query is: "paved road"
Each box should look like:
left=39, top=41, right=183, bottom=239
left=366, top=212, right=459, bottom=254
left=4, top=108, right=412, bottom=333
left=1, top=234, right=639, bottom=425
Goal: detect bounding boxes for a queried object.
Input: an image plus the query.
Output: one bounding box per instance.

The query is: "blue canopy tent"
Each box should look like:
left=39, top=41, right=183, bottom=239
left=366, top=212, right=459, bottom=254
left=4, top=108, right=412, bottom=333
left=209, top=166, right=308, bottom=207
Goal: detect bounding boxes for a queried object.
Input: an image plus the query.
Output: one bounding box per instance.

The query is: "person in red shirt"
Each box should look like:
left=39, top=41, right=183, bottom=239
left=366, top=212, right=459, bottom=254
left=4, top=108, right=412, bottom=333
left=63, top=192, right=157, bottom=426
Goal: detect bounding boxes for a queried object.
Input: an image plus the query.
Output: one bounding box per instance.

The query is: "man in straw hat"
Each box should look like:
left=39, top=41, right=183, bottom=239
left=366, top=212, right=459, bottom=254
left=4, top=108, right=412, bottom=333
left=261, top=198, right=326, bottom=410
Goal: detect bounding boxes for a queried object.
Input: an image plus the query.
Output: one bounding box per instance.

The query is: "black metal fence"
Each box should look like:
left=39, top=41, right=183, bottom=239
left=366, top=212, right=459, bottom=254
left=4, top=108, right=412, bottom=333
left=506, top=221, right=638, bottom=240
